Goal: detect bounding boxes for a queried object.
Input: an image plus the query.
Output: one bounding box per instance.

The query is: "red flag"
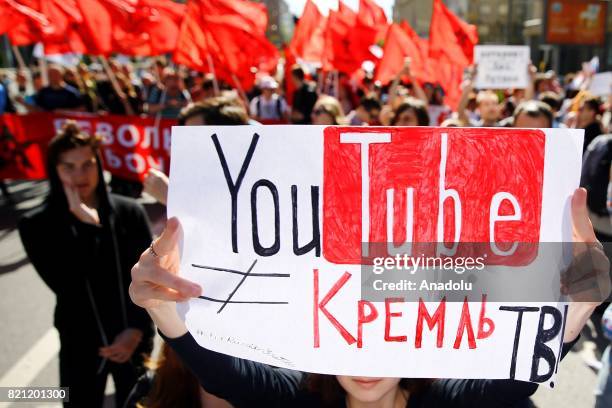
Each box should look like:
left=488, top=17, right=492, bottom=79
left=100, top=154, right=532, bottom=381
left=174, top=0, right=278, bottom=90
left=38, top=0, right=87, bottom=54
left=429, top=0, right=478, bottom=66
left=117, top=0, right=186, bottom=56
left=429, top=0, right=477, bottom=109
left=0, top=0, right=51, bottom=46
left=434, top=54, right=464, bottom=109
left=69, top=0, right=141, bottom=55
left=357, top=0, right=388, bottom=42
left=289, top=0, right=326, bottom=63
left=400, top=20, right=428, bottom=55
left=323, top=2, right=361, bottom=73
left=397, top=20, right=435, bottom=82
left=284, top=45, right=296, bottom=105
left=375, top=24, right=428, bottom=85
left=204, top=0, right=268, bottom=33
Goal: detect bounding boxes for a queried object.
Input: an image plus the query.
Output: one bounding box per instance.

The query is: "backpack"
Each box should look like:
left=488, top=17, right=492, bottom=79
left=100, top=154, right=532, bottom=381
left=256, top=96, right=282, bottom=119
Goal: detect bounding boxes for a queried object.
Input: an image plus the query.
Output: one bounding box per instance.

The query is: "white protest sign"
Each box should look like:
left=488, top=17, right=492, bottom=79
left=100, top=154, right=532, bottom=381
left=168, top=126, right=584, bottom=384
left=474, top=45, right=530, bottom=89
left=588, top=72, right=612, bottom=97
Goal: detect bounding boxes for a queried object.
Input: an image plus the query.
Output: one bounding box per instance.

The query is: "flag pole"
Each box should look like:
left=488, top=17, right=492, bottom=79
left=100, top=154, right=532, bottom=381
left=99, top=56, right=126, bottom=100
left=231, top=74, right=249, bottom=105
left=11, top=45, right=27, bottom=71
left=206, top=55, right=220, bottom=96
left=317, top=70, right=325, bottom=95
left=334, top=70, right=340, bottom=99
left=99, top=56, right=136, bottom=115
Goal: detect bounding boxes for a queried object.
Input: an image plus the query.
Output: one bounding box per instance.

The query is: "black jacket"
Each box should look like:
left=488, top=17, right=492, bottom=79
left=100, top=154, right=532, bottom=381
left=18, top=151, right=154, bottom=349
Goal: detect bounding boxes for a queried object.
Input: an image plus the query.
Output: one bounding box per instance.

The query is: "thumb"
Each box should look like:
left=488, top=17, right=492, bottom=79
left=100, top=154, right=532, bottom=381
left=152, top=217, right=180, bottom=256
left=571, top=187, right=597, bottom=243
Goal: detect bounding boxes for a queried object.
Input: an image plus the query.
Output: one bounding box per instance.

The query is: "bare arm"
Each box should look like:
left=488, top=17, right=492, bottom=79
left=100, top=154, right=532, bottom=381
left=523, top=63, right=537, bottom=102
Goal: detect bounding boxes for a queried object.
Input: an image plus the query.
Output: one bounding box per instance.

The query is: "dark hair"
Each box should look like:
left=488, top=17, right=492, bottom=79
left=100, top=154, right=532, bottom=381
left=139, top=344, right=202, bottom=408
left=178, top=96, right=249, bottom=126
left=360, top=94, right=382, bottom=113
left=291, top=64, right=305, bottom=81
left=582, top=95, right=602, bottom=114
left=47, top=121, right=102, bottom=171
left=202, top=74, right=215, bottom=90
left=391, top=97, right=430, bottom=126
left=45, top=121, right=107, bottom=211
left=513, top=101, right=553, bottom=128
left=538, top=91, right=561, bottom=111
left=307, top=375, right=433, bottom=406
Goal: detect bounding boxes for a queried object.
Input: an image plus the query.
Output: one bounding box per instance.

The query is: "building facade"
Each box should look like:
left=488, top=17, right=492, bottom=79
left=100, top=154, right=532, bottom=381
left=262, top=0, right=295, bottom=47
left=393, top=0, right=611, bottom=74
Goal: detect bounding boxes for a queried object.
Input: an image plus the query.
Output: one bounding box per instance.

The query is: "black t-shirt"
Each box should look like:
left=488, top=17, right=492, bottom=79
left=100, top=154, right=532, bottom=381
left=581, top=134, right=612, bottom=216
left=34, top=85, right=83, bottom=111
left=162, top=330, right=578, bottom=408
left=292, top=82, right=318, bottom=124
left=583, top=122, right=604, bottom=153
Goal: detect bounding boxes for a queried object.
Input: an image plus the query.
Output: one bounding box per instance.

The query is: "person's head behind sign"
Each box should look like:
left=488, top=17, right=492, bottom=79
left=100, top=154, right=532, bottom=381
left=513, top=101, right=553, bottom=129
left=308, top=374, right=431, bottom=405
left=178, top=96, right=249, bottom=126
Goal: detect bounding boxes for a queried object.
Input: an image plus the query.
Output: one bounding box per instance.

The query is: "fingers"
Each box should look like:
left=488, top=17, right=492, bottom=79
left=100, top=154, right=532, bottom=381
left=152, top=267, right=201, bottom=297
left=129, top=279, right=197, bottom=309
left=151, top=217, right=180, bottom=257
left=63, top=183, right=80, bottom=209
left=99, top=346, right=129, bottom=363
left=571, top=187, right=598, bottom=243
left=149, top=168, right=168, bottom=180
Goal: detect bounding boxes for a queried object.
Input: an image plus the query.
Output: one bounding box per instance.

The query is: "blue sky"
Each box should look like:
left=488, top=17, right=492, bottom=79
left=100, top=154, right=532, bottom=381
left=286, top=0, right=394, bottom=19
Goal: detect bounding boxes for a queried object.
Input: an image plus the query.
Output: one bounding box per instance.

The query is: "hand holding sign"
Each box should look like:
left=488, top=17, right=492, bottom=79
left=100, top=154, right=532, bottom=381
left=130, top=217, right=201, bottom=309
left=563, top=188, right=611, bottom=303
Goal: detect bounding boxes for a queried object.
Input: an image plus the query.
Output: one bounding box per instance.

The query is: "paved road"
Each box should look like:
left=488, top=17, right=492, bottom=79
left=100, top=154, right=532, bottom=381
left=0, top=181, right=606, bottom=408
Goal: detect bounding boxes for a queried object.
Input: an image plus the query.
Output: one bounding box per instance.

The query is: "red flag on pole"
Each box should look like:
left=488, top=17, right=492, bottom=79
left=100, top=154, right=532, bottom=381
left=429, top=0, right=478, bottom=66
left=117, top=0, right=186, bottom=56
left=357, top=0, right=388, bottom=42
left=39, top=0, right=86, bottom=54
left=323, top=2, right=361, bottom=74
left=69, top=0, right=140, bottom=55
left=289, top=0, right=326, bottom=63
left=174, top=0, right=278, bottom=90
left=0, top=0, right=51, bottom=46
left=375, top=23, right=428, bottom=85
left=429, top=0, right=478, bottom=109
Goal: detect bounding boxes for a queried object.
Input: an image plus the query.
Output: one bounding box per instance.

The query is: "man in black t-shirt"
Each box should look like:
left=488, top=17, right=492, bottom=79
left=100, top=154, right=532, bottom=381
left=290, top=65, right=318, bottom=124
left=34, top=65, right=84, bottom=112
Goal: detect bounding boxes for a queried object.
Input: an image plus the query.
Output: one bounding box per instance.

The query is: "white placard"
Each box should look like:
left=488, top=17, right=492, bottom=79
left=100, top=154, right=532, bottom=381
left=168, top=126, right=583, bottom=384
left=474, top=45, right=530, bottom=89
left=588, top=72, right=612, bottom=97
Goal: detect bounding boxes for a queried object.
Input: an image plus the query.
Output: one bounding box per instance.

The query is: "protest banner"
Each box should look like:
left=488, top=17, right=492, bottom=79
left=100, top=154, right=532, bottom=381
left=474, top=45, right=530, bottom=89
left=588, top=71, right=612, bottom=97
left=168, top=125, right=584, bottom=383
left=0, top=113, right=175, bottom=181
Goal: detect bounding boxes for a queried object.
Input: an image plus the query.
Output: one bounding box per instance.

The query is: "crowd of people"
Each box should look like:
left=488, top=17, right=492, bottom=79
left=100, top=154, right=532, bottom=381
left=1, top=53, right=611, bottom=408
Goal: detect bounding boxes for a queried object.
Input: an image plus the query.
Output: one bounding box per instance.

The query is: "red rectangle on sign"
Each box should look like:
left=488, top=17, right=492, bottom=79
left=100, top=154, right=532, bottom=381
left=322, top=127, right=546, bottom=265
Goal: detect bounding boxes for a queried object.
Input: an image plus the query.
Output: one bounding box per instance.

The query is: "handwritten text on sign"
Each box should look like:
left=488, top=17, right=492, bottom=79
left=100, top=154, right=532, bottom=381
left=474, top=45, right=530, bottom=89
left=168, top=126, right=583, bottom=383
